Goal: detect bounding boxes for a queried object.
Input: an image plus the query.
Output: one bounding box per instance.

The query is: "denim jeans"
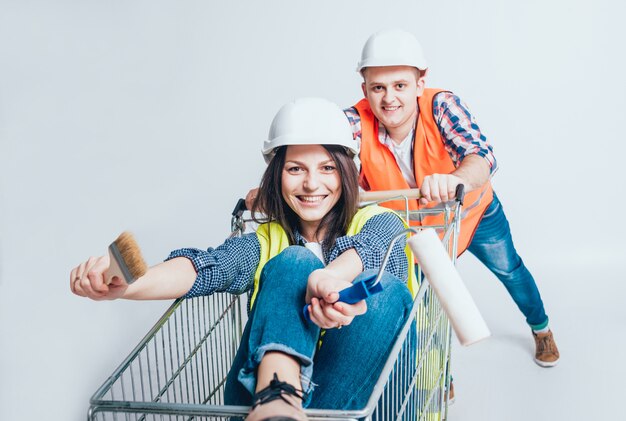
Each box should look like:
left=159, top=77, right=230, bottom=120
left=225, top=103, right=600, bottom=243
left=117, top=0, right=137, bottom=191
left=224, top=245, right=414, bottom=410
left=467, top=192, right=549, bottom=330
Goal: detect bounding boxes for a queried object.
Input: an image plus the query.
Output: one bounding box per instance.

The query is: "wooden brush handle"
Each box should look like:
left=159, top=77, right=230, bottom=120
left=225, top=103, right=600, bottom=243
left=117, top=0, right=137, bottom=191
left=104, top=247, right=124, bottom=285
left=359, top=189, right=421, bottom=202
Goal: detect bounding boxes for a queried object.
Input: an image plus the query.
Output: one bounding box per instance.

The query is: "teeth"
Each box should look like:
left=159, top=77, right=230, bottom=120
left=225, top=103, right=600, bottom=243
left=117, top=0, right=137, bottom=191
left=299, top=196, right=324, bottom=203
left=383, top=106, right=400, bottom=111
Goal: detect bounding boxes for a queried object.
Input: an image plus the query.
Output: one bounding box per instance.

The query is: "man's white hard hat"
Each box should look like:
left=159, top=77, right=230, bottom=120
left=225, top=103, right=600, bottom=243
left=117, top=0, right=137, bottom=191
left=262, top=98, right=357, bottom=164
left=356, top=29, right=428, bottom=73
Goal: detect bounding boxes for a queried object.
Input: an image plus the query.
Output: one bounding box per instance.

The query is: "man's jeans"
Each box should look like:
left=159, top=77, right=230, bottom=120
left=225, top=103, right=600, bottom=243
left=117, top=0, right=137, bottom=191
left=467, top=192, right=549, bottom=330
left=224, top=246, right=414, bottom=410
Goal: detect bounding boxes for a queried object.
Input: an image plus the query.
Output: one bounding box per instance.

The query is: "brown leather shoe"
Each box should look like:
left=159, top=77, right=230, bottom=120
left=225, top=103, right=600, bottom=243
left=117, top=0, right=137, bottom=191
left=445, top=379, right=455, bottom=405
left=533, top=330, right=560, bottom=367
left=245, top=374, right=308, bottom=421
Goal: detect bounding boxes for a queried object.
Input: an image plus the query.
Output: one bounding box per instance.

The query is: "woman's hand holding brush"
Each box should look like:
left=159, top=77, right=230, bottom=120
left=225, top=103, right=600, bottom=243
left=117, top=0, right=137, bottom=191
left=70, top=254, right=129, bottom=301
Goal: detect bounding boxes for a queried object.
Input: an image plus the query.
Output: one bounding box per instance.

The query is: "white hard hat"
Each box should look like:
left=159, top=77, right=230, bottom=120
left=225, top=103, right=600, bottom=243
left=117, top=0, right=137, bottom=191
left=262, top=97, right=357, bottom=164
left=356, top=29, right=428, bottom=73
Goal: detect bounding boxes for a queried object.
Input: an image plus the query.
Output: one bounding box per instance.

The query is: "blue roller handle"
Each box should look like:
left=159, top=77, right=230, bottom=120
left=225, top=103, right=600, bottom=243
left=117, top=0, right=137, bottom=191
left=302, top=273, right=383, bottom=322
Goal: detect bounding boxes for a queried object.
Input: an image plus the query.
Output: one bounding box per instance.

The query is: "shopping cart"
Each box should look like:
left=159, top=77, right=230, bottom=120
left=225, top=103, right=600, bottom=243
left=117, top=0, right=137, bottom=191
left=87, top=189, right=464, bottom=421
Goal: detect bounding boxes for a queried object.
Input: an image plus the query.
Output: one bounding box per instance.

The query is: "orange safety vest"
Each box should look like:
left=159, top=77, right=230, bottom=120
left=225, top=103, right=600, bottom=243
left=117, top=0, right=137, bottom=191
left=354, top=88, right=494, bottom=255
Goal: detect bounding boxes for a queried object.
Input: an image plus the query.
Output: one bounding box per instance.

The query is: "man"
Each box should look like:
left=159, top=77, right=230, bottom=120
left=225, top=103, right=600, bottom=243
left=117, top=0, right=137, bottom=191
left=346, top=29, right=559, bottom=369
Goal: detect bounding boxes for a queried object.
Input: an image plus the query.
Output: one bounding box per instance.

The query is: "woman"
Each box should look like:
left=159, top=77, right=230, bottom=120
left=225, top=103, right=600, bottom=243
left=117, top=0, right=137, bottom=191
left=70, top=98, right=413, bottom=421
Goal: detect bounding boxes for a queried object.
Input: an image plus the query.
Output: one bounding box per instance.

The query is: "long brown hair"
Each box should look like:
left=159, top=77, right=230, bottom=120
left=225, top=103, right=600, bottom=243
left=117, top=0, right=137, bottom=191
left=252, top=145, right=359, bottom=253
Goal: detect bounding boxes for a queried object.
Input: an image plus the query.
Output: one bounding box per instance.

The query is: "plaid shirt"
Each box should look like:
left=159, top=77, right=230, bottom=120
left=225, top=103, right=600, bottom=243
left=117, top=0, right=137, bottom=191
left=344, top=91, right=498, bottom=174
left=167, top=212, right=408, bottom=298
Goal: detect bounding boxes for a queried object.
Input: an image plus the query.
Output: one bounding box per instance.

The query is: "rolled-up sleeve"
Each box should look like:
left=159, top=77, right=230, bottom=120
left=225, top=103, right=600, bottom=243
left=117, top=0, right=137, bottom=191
left=166, top=233, right=261, bottom=298
left=329, top=212, right=408, bottom=281
left=344, top=106, right=363, bottom=145
left=434, top=91, right=498, bottom=175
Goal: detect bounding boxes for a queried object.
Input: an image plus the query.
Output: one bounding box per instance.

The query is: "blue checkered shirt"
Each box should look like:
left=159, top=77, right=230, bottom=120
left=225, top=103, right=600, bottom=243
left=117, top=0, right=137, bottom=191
left=344, top=91, right=498, bottom=174
left=167, top=212, right=408, bottom=298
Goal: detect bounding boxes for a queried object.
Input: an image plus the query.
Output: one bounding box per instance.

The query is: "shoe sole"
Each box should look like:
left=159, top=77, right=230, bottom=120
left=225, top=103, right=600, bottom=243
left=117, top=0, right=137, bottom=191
left=534, top=357, right=559, bottom=367
left=260, top=417, right=301, bottom=421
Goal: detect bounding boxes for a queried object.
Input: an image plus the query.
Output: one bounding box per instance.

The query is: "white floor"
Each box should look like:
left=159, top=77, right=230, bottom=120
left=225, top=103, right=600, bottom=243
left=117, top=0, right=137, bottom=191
left=446, top=253, right=625, bottom=421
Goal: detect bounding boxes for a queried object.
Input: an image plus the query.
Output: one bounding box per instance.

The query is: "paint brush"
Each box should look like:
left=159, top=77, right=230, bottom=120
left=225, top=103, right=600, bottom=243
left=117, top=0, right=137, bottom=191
left=105, top=231, right=148, bottom=285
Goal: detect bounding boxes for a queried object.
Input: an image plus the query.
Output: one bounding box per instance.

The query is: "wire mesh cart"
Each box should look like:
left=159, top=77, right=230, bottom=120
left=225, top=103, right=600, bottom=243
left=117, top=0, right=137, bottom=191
left=88, top=191, right=463, bottom=421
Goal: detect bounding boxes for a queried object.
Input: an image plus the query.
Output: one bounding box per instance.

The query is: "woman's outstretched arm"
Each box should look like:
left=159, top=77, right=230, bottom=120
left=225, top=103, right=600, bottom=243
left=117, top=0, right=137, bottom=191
left=70, top=254, right=197, bottom=301
left=71, top=234, right=260, bottom=301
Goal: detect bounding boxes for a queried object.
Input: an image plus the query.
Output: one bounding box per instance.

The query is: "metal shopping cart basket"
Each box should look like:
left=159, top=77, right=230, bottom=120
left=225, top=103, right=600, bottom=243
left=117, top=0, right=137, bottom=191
left=88, top=188, right=464, bottom=421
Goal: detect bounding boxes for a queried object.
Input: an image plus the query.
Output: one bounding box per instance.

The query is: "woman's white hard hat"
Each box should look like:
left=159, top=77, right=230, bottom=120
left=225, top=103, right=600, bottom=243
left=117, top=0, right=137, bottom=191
left=262, top=97, right=358, bottom=164
left=356, top=29, right=428, bottom=73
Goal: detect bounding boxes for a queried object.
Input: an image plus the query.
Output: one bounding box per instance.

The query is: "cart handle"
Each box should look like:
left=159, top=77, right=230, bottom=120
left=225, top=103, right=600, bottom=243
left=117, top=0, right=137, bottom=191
left=234, top=185, right=465, bottom=213
left=231, top=198, right=247, bottom=217
left=359, top=188, right=420, bottom=202
left=359, top=184, right=465, bottom=205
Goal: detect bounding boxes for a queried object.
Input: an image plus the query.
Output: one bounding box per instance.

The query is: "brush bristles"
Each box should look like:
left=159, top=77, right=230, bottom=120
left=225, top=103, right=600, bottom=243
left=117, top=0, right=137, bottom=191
left=114, top=231, right=148, bottom=280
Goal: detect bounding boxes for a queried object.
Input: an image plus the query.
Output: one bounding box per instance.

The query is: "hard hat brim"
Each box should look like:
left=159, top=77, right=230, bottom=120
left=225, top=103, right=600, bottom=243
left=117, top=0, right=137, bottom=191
left=356, top=58, right=428, bottom=73
left=262, top=136, right=358, bottom=164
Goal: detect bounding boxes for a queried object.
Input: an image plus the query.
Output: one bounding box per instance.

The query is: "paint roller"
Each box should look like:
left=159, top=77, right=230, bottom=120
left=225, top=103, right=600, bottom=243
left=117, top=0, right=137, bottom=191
left=408, top=228, right=490, bottom=346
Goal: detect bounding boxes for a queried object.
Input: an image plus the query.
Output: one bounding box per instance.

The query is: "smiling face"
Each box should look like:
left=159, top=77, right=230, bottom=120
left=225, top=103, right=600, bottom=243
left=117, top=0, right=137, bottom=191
left=361, top=65, right=426, bottom=142
left=281, top=144, right=342, bottom=241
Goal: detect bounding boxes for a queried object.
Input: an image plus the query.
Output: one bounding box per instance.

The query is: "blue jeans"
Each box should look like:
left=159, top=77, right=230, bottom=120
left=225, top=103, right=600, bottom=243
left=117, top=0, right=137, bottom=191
left=467, top=192, right=549, bottom=330
left=224, top=246, right=414, bottom=410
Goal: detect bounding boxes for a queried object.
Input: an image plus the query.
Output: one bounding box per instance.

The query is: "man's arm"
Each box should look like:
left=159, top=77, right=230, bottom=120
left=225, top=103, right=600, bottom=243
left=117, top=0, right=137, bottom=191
left=451, top=155, right=491, bottom=190
left=419, top=92, right=495, bottom=204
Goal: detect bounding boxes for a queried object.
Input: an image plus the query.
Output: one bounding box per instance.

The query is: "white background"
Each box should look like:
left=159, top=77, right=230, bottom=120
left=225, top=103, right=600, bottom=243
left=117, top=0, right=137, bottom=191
left=1, top=1, right=624, bottom=420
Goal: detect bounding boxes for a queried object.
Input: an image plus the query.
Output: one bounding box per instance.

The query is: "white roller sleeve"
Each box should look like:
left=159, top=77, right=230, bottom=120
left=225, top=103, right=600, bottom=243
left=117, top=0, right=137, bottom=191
left=407, top=228, right=490, bottom=346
